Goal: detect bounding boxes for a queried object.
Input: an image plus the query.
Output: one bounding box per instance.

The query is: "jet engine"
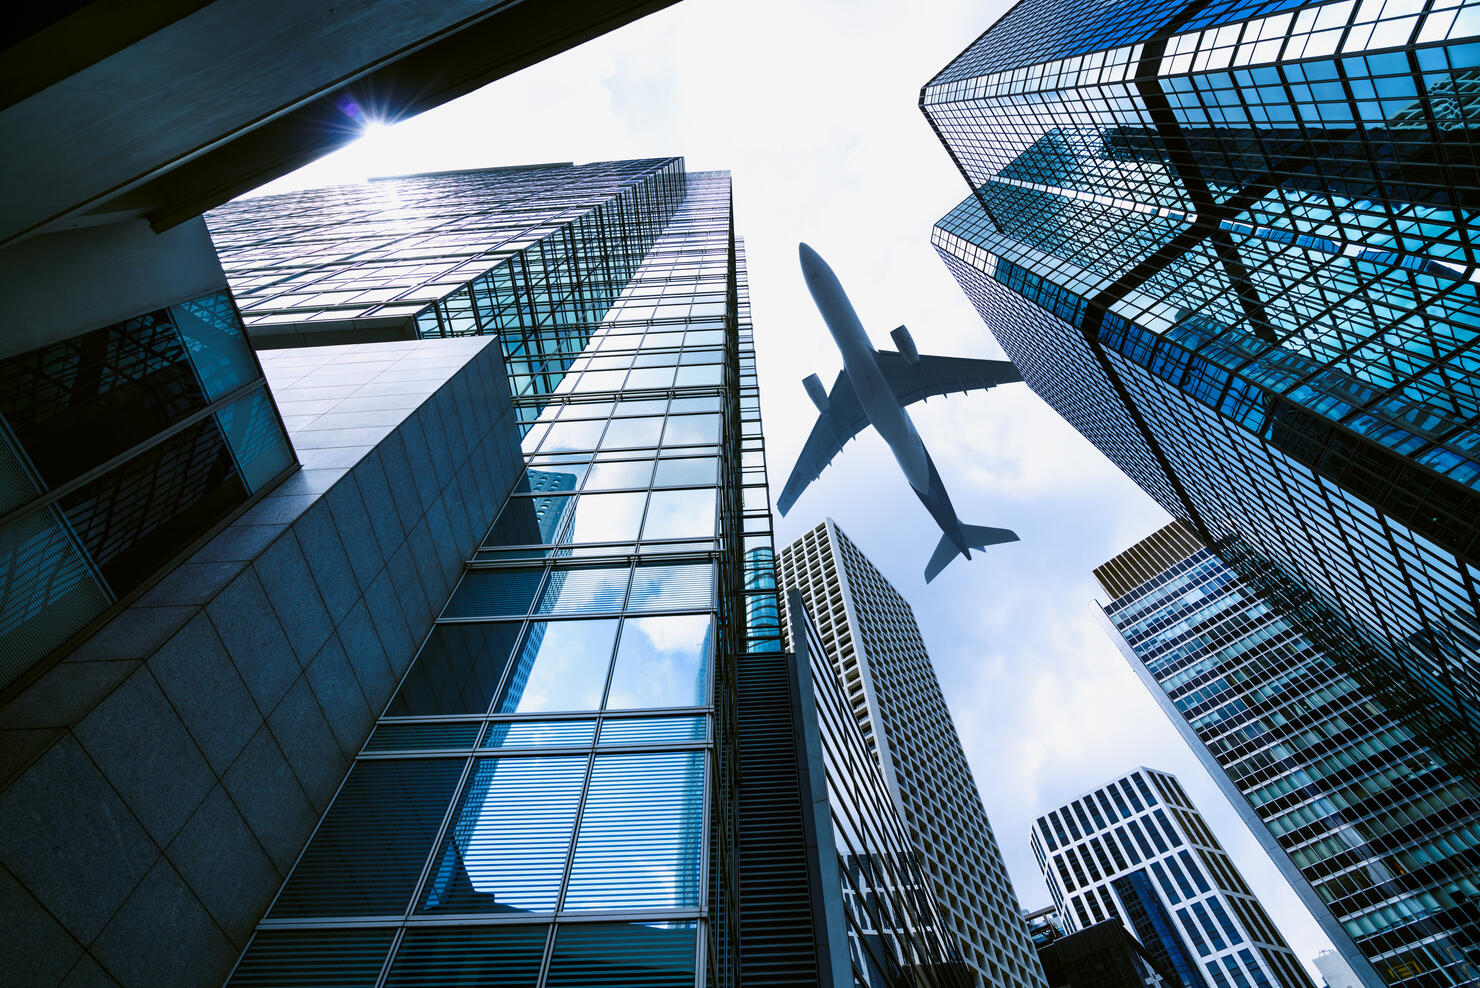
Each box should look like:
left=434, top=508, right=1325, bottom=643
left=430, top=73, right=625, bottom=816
left=802, top=373, right=829, bottom=413
left=890, top=325, right=920, bottom=364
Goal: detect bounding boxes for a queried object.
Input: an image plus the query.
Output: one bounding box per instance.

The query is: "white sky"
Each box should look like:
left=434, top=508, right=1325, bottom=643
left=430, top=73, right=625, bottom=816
left=253, top=0, right=1338, bottom=976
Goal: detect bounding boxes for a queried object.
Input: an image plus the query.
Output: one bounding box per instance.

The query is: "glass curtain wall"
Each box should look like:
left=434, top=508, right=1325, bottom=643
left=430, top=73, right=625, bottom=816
left=0, top=290, right=294, bottom=694
left=226, top=171, right=765, bottom=988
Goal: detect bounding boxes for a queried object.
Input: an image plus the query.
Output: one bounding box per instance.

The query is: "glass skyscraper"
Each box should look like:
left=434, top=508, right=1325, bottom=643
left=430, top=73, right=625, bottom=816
left=1031, top=768, right=1314, bottom=988
left=1097, top=520, right=1480, bottom=987
left=922, top=0, right=1480, bottom=766
left=194, top=162, right=792, bottom=986
left=779, top=519, right=1048, bottom=988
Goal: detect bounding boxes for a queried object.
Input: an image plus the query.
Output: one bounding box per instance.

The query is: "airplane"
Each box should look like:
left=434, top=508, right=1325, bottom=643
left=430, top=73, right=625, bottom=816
left=778, top=243, right=1024, bottom=583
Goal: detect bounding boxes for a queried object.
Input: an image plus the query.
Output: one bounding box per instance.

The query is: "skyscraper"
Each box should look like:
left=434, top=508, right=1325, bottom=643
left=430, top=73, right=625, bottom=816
left=779, top=518, right=1048, bottom=988
left=921, top=0, right=1480, bottom=762
left=0, top=157, right=830, bottom=986
left=1096, top=520, right=1480, bottom=987
left=211, top=164, right=793, bottom=986
left=1031, top=768, right=1315, bottom=988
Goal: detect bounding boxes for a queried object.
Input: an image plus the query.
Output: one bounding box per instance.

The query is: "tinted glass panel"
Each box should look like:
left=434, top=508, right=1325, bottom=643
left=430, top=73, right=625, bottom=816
left=563, top=751, right=703, bottom=910
left=383, top=925, right=546, bottom=987
left=0, top=306, right=209, bottom=486
left=545, top=922, right=696, bottom=987
left=419, top=755, right=587, bottom=914
left=444, top=569, right=543, bottom=619
left=661, top=414, right=720, bottom=446
left=605, top=615, right=712, bottom=709
left=365, top=722, right=482, bottom=752
left=598, top=716, right=706, bottom=745
left=495, top=619, right=618, bottom=713
left=271, top=759, right=464, bottom=918
left=627, top=563, right=713, bottom=611
left=652, top=456, right=716, bottom=487
left=214, top=387, right=293, bottom=493
left=601, top=416, right=664, bottom=448
left=483, top=719, right=597, bottom=749
left=536, top=566, right=628, bottom=614
left=485, top=495, right=575, bottom=548
left=60, top=414, right=247, bottom=592
left=229, top=928, right=394, bottom=987
left=583, top=457, right=654, bottom=491
left=567, top=492, right=645, bottom=544
left=386, top=622, right=522, bottom=716
left=641, top=489, right=715, bottom=540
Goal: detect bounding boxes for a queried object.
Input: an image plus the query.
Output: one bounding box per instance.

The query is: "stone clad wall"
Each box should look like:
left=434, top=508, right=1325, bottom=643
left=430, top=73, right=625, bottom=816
left=0, top=337, right=523, bottom=987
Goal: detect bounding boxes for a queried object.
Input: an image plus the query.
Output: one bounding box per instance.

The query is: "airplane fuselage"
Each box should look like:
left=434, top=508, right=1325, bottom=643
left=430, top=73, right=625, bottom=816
left=798, top=244, right=968, bottom=554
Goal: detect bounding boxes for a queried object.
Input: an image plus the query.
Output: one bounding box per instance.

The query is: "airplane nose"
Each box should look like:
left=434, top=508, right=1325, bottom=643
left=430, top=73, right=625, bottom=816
left=798, top=242, right=819, bottom=267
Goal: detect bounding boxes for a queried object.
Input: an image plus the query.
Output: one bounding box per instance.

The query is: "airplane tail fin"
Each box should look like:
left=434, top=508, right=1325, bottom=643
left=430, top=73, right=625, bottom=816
left=923, top=524, right=1020, bottom=584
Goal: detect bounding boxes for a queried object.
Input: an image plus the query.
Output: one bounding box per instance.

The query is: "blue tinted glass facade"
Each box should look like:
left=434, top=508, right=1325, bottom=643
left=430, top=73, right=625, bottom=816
left=925, top=0, right=1480, bottom=783
left=1097, top=522, right=1480, bottom=987
left=226, top=167, right=782, bottom=988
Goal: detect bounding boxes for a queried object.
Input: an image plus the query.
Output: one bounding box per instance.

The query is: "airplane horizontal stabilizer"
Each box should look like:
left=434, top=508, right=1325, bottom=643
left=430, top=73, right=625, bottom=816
left=924, top=533, right=964, bottom=584
left=962, top=524, right=1019, bottom=550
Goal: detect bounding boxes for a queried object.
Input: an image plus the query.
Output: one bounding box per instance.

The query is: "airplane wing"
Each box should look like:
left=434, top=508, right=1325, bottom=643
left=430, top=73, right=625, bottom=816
left=874, top=351, right=1022, bottom=407
left=776, top=370, right=869, bottom=516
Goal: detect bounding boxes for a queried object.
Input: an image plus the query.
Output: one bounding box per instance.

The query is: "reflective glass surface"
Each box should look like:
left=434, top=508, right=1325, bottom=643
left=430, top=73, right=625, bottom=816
left=494, top=619, right=619, bottom=713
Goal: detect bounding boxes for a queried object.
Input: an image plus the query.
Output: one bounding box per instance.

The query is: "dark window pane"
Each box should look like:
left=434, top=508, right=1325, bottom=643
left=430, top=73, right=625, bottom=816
left=444, top=568, right=544, bottom=619
left=215, top=387, right=294, bottom=493
left=60, top=414, right=247, bottom=593
left=545, top=922, right=696, bottom=987
left=419, top=755, right=587, bottom=914
left=228, top=928, right=394, bottom=987
left=270, top=759, right=463, bottom=918
left=364, top=722, right=483, bottom=752
left=386, top=622, right=523, bottom=716
left=0, top=306, right=209, bottom=486
left=383, top=926, right=546, bottom=987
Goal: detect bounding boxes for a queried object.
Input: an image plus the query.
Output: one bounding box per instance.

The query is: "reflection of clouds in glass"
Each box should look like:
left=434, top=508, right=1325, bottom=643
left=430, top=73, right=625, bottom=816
left=628, top=563, right=714, bottom=611
left=425, top=755, right=585, bottom=912
left=642, top=489, right=715, bottom=541
left=605, top=615, right=711, bottom=709
left=584, top=458, right=654, bottom=490
left=568, top=491, right=645, bottom=544
left=498, top=618, right=617, bottom=712
left=601, top=416, right=663, bottom=448
left=535, top=566, right=629, bottom=614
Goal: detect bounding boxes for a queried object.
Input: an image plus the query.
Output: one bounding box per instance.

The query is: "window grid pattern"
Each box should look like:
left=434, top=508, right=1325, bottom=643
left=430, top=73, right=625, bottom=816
left=779, top=520, right=1048, bottom=988
left=228, top=169, right=763, bottom=988
left=1100, top=527, right=1480, bottom=986
left=923, top=0, right=1480, bottom=767
left=794, top=595, right=976, bottom=986
left=1031, top=768, right=1311, bottom=988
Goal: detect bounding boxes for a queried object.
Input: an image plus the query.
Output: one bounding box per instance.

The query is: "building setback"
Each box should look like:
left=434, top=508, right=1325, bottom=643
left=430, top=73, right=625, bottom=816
left=1096, top=521, right=1480, bottom=987
left=779, top=518, right=1048, bottom=988
left=1031, top=768, right=1315, bottom=988
left=921, top=0, right=1480, bottom=770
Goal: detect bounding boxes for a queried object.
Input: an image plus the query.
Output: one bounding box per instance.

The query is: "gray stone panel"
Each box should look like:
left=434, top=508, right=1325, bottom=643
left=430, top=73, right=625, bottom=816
left=0, top=338, right=523, bottom=986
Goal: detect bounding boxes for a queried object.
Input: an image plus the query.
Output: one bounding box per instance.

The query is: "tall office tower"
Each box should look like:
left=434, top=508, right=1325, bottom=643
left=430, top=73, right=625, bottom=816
left=921, top=0, right=1480, bottom=764
left=779, top=519, right=1048, bottom=988
left=1096, top=521, right=1480, bottom=987
left=217, top=166, right=802, bottom=988
left=1031, top=769, right=1314, bottom=988
left=776, top=588, right=977, bottom=987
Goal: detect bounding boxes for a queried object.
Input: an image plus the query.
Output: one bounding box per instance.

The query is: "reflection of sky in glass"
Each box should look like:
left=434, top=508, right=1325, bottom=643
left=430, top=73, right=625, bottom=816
left=421, top=755, right=586, bottom=913
left=601, top=416, right=663, bottom=448
left=628, top=563, right=714, bottom=611
left=642, top=489, right=715, bottom=541
left=585, top=457, right=654, bottom=490
left=497, top=619, right=617, bottom=712
left=562, top=752, right=703, bottom=910
left=662, top=413, right=720, bottom=446
left=598, top=715, right=706, bottom=744
left=540, top=418, right=606, bottom=453
left=568, top=491, right=645, bottom=543
left=482, top=719, right=596, bottom=749
left=535, top=566, right=628, bottom=614
left=653, top=456, right=715, bottom=487
left=606, top=615, right=711, bottom=709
